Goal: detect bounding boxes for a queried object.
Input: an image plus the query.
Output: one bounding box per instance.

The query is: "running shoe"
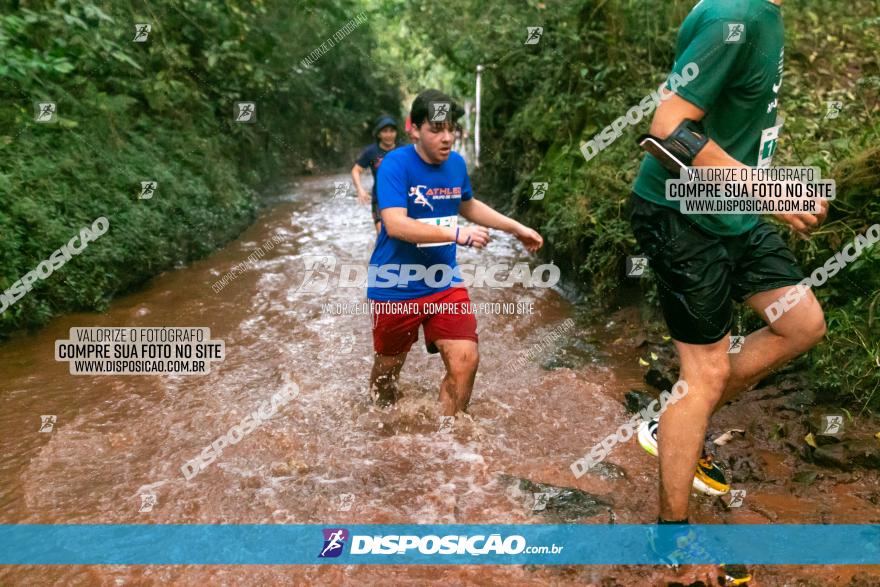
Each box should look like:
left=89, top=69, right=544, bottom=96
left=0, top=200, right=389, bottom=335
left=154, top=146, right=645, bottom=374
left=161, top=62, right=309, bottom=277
left=693, top=454, right=731, bottom=495
left=637, top=417, right=659, bottom=456
left=637, top=418, right=731, bottom=495
left=645, top=524, right=684, bottom=569
left=647, top=525, right=705, bottom=569
left=719, top=563, right=752, bottom=585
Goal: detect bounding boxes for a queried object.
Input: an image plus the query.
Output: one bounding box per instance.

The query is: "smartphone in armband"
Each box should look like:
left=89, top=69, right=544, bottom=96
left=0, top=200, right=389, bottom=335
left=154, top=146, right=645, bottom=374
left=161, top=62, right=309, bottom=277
left=637, top=135, right=688, bottom=176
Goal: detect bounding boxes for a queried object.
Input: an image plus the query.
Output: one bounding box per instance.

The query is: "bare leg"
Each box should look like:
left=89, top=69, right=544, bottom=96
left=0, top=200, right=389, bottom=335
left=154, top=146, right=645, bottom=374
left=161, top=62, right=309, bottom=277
left=369, top=351, right=407, bottom=406
left=659, top=338, right=730, bottom=521
left=715, top=286, right=826, bottom=411
left=434, top=339, right=479, bottom=416
left=659, top=286, right=826, bottom=520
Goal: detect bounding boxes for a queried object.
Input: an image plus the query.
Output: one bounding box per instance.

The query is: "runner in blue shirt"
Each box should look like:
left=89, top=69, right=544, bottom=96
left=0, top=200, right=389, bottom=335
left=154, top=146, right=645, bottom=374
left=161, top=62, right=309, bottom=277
left=367, top=89, right=544, bottom=417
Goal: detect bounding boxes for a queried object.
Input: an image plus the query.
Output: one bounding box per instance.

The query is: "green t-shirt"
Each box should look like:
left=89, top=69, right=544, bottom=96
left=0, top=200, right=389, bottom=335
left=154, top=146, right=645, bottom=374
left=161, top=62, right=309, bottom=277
left=632, top=0, right=785, bottom=236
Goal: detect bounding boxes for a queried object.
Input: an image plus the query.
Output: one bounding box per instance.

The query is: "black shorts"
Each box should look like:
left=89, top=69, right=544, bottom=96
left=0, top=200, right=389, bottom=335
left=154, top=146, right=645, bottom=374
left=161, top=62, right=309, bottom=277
left=629, top=194, right=805, bottom=345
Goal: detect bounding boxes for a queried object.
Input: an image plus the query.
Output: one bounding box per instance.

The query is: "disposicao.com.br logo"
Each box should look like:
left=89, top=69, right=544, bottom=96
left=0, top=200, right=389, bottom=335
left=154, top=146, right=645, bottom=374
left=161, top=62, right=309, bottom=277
left=317, top=528, right=563, bottom=558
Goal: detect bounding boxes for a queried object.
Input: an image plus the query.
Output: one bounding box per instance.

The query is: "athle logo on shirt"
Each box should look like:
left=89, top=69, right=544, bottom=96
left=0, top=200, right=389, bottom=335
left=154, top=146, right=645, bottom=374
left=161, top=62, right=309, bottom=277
left=409, top=185, right=461, bottom=209
left=408, top=185, right=463, bottom=210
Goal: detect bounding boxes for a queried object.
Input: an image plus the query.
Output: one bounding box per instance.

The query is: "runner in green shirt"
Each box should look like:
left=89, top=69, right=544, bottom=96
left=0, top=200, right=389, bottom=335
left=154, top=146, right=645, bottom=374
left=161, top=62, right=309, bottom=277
left=633, top=0, right=789, bottom=236
left=629, top=2, right=827, bottom=579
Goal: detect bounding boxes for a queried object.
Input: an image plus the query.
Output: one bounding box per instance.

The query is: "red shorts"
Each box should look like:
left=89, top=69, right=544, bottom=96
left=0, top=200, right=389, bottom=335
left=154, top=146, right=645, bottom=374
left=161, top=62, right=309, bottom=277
left=370, top=287, right=478, bottom=356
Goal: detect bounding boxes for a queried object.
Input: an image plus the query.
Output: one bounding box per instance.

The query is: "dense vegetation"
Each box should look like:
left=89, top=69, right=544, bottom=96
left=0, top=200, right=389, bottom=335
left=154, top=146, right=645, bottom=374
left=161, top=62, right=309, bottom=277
left=0, top=0, right=400, bottom=336
left=402, top=0, right=880, bottom=411
left=2, top=0, right=877, bottom=412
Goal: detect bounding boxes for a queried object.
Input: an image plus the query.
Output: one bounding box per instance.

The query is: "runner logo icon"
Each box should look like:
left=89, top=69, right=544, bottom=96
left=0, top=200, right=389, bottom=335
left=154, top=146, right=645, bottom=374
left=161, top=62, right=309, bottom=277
left=822, top=415, right=843, bottom=434
left=627, top=256, right=648, bottom=277
left=825, top=101, right=843, bottom=120
left=234, top=102, right=256, bottom=123
left=429, top=102, right=450, bottom=122
left=727, top=335, right=745, bottom=354
left=409, top=185, right=434, bottom=210
left=727, top=489, right=746, bottom=508
left=524, top=27, right=543, bottom=45
left=319, top=528, right=349, bottom=558
left=140, top=181, right=157, bottom=200
left=139, top=493, right=157, bottom=513
left=39, top=415, right=57, bottom=433
left=295, top=255, right=336, bottom=293
left=36, top=102, right=57, bottom=123
left=333, top=181, right=350, bottom=200
left=133, top=24, right=151, bottom=42
left=724, top=22, right=745, bottom=44
left=530, top=182, right=548, bottom=201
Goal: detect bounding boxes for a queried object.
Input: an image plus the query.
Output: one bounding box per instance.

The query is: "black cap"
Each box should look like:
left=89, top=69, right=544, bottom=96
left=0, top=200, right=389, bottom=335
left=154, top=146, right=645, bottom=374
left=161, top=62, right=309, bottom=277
left=373, top=115, right=398, bottom=138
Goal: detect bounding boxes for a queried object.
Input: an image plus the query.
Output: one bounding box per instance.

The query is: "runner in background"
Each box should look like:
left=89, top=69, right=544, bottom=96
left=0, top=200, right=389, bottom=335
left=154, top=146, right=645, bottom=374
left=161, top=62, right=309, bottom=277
left=352, top=115, right=400, bottom=232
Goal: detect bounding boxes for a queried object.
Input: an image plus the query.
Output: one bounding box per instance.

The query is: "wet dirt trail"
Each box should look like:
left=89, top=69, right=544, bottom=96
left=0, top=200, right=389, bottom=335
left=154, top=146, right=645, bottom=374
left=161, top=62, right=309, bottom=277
left=1, top=174, right=878, bottom=586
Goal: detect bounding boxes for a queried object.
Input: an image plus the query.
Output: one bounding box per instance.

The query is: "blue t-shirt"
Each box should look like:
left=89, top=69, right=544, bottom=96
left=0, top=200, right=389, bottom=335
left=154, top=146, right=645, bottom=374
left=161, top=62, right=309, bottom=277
left=367, top=145, right=473, bottom=301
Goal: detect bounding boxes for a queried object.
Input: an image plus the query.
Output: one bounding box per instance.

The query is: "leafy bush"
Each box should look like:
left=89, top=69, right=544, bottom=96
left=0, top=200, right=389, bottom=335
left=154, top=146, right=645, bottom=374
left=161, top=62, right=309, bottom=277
left=403, top=0, right=880, bottom=410
left=0, top=0, right=402, bottom=336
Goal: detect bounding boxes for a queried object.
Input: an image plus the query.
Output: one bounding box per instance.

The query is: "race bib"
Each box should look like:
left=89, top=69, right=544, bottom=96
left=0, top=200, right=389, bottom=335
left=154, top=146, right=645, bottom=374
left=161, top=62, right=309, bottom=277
left=416, top=215, right=457, bottom=248
left=757, top=116, right=784, bottom=168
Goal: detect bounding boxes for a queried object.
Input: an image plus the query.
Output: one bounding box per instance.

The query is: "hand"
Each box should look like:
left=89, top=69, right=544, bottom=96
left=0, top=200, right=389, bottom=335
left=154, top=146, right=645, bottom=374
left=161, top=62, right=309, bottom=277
left=356, top=188, right=370, bottom=205
left=513, top=224, right=543, bottom=252
left=775, top=212, right=821, bottom=236
left=456, top=225, right=490, bottom=249
left=814, top=197, right=829, bottom=224
left=773, top=183, right=829, bottom=236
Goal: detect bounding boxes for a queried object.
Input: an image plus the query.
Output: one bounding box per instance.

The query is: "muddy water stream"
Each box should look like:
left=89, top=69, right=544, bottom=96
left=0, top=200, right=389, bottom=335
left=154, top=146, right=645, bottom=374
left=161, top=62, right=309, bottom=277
left=1, top=174, right=878, bottom=586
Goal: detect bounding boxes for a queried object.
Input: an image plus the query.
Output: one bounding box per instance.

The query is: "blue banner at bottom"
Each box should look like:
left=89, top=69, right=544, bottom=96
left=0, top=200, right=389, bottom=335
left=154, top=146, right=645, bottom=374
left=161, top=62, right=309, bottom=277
left=0, top=524, right=877, bottom=565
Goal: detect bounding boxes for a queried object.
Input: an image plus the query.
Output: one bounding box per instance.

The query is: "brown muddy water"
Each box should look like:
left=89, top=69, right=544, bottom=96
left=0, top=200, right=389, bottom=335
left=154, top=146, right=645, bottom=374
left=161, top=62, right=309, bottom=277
left=1, top=174, right=878, bottom=586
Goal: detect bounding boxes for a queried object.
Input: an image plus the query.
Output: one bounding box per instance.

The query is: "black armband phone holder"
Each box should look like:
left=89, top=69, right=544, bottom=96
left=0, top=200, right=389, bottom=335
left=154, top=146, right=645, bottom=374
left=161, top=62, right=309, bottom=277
left=637, top=119, right=709, bottom=174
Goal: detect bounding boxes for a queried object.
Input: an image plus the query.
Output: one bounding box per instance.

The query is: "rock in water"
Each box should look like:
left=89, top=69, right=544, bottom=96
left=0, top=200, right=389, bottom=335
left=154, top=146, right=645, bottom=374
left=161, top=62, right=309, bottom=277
left=542, top=339, right=600, bottom=371
left=641, top=343, right=679, bottom=392
left=645, top=364, right=677, bottom=392
left=779, top=385, right=816, bottom=413
left=499, top=474, right=614, bottom=522
left=587, top=461, right=627, bottom=481
left=813, top=440, right=880, bottom=470
left=625, top=389, right=656, bottom=414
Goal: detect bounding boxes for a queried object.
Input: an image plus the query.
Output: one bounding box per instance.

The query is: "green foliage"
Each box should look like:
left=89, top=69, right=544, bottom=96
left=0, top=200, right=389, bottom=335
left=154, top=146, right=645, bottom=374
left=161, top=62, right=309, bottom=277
left=405, top=0, right=880, bottom=410
left=0, top=0, right=401, bottom=336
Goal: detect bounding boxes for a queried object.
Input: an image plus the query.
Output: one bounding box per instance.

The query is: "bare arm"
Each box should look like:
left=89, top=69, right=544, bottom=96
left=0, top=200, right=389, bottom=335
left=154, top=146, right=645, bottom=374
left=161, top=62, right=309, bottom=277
left=459, top=198, right=519, bottom=232
left=351, top=164, right=369, bottom=204
left=459, top=198, right=543, bottom=252
left=380, top=207, right=489, bottom=248
left=649, top=94, right=826, bottom=233
left=650, top=95, right=742, bottom=168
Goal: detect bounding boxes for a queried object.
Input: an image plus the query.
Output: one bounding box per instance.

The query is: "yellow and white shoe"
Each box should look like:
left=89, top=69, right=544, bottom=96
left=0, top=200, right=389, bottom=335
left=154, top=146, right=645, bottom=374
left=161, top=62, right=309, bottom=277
left=693, top=454, right=731, bottom=496
left=720, top=563, right=752, bottom=585
left=636, top=418, right=731, bottom=495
